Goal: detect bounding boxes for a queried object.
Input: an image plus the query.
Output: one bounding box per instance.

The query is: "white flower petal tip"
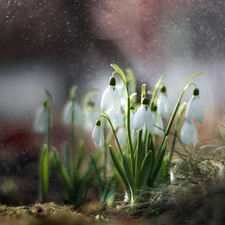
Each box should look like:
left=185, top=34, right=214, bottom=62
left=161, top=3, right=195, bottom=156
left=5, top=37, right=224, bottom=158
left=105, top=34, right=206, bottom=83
left=180, top=120, right=198, bottom=146
left=133, top=104, right=153, bottom=133
left=92, top=123, right=104, bottom=147
left=157, top=93, right=173, bottom=118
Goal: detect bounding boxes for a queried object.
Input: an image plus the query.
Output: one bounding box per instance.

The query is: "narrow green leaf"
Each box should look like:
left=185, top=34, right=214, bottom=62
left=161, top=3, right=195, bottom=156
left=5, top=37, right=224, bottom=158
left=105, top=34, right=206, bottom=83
left=39, top=144, right=49, bottom=203
left=149, top=137, right=168, bottom=185
left=90, top=156, right=103, bottom=195
left=122, top=154, right=136, bottom=196
left=62, top=142, right=71, bottom=176
left=110, top=63, right=127, bottom=83
left=138, top=151, right=153, bottom=189
left=76, top=139, right=85, bottom=171
left=109, top=146, right=130, bottom=193
left=135, top=130, right=143, bottom=187
left=53, top=148, right=72, bottom=192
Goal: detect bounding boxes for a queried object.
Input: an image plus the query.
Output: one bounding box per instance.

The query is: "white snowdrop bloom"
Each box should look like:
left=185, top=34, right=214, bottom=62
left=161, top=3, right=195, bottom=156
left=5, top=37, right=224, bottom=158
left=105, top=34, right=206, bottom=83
left=133, top=98, right=154, bottom=133
left=106, top=108, right=124, bottom=129
left=157, top=86, right=173, bottom=118
left=185, top=88, right=204, bottom=123
left=180, top=120, right=198, bottom=146
left=92, top=120, right=104, bottom=147
left=152, top=110, right=164, bottom=137
left=34, top=105, right=49, bottom=133
left=62, top=100, right=84, bottom=126
left=101, top=76, right=121, bottom=112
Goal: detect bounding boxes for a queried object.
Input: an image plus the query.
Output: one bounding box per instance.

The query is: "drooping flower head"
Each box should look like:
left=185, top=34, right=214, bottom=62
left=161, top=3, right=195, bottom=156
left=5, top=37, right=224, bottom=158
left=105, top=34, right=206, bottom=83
left=157, top=86, right=173, bottom=118
left=34, top=104, right=48, bottom=133
left=180, top=120, right=198, bottom=146
left=133, top=97, right=154, bottom=133
left=62, top=86, right=84, bottom=126
left=101, top=76, right=121, bottom=113
left=92, top=119, right=104, bottom=147
left=185, top=88, right=204, bottom=123
left=33, top=91, right=52, bottom=133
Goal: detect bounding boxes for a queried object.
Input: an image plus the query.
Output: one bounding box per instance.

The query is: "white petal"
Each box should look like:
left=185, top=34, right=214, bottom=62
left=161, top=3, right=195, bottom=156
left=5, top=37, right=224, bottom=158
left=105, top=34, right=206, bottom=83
left=145, top=108, right=154, bottom=133
left=62, top=101, right=72, bottom=125
left=34, top=106, right=48, bottom=133
left=191, top=122, right=198, bottom=144
left=101, top=86, right=113, bottom=111
left=112, top=87, right=121, bottom=112
left=180, top=120, right=198, bottom=145
left=133, top=105, right=146, bottom=132
left=129, top=110, right=135, bottom=132
left=92, top=126, right=102, bottom=147
left=99, top=128, right=104, bottom=147
left=157, top=94, right=173, bottom=118
left=185, top=97, right=194, bottom=122
left=192, top=97, right=204, bottom=123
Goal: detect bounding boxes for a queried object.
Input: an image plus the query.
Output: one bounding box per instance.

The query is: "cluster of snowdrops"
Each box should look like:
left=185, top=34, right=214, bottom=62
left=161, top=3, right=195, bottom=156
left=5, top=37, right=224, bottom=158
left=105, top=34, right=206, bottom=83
left=33, top=64, right=204, bottom=209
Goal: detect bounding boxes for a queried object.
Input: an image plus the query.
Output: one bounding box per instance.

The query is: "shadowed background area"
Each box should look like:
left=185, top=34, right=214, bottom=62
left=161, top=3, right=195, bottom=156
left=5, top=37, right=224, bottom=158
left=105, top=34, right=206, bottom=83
left=0, top=0, right=224, bottom=121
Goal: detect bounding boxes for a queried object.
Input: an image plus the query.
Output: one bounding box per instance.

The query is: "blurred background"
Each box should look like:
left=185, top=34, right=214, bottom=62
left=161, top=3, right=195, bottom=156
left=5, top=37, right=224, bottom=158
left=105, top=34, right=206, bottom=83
left=0, top=0, right=225, bottom=204
left=0, top=0, right=224, bottom=121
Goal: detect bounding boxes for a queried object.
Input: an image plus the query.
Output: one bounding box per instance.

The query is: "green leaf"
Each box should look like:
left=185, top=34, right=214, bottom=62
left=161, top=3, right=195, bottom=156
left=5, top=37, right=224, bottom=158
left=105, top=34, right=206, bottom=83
left=122, top=154, right=136, bottom=196
left=135, top=130, right=143, bottom=187
left=53, top=148, right=72, bottom=193
left=125, top=68, right=137, bottom=94
left=110, top=63, right=127, bottom=83
left=62, top=142, right=71, bottom=176
left=76, top=139, right=85, bottom=171
left=39, top=144, right=49, bottom=203
left=138, top=150, right=153, bottom=189
left=109, top=146, right=130, bottom=194
left=149, top=137, right=168, bottom=185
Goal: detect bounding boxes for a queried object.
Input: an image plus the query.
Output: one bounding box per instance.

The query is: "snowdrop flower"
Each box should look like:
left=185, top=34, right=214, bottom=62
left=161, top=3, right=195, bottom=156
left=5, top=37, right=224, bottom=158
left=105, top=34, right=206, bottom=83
left=133, top=98, right=154, bottom=133
left=180, top=120, right=198, bottom=146
left=62, top=100, right=84, bottom=126
left=151, top=105, right=164, bottom=137
left=106, top=108, right=124, bottom=130
left=101, top=76, right=121, bottom=112
left=185, top=88, right=204, bottom=123
left=157, top=86, right=173, bottom=118
left=34, top=105, right=51, bottom=133
left=92, top=120, right=104, bottom=147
